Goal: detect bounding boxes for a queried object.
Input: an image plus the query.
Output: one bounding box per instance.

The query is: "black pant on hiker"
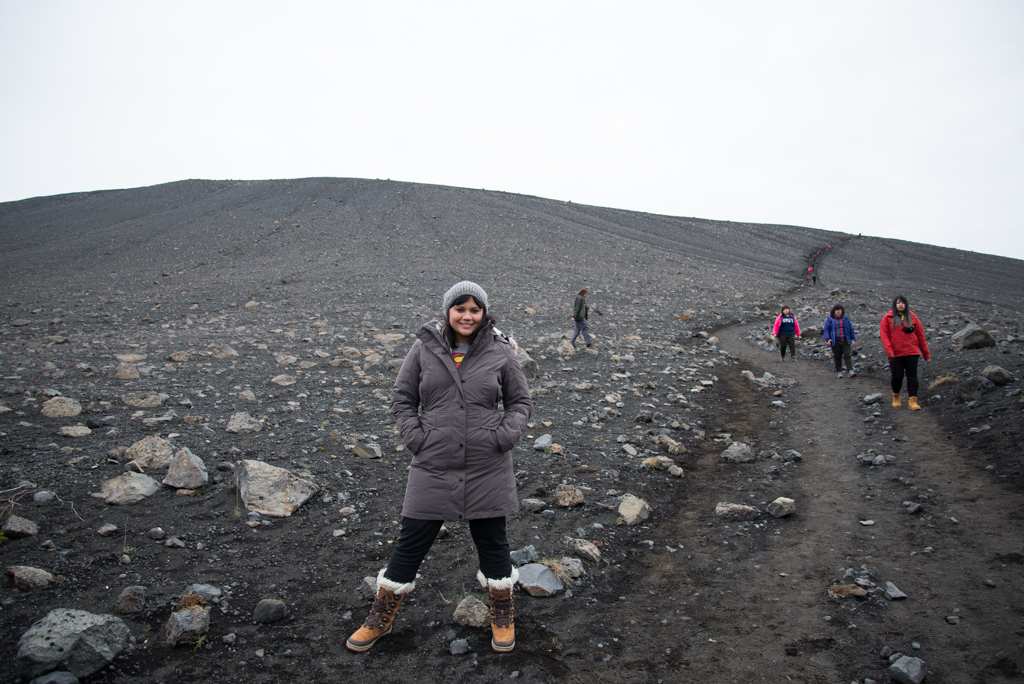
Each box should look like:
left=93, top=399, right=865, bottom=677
left=384, top=516, right=512, bottom=583
left=832, top=342, right=853, bottom=372
left=889, top=355, right=920, bottom=396
left=778, top=334, right=796, bottom=358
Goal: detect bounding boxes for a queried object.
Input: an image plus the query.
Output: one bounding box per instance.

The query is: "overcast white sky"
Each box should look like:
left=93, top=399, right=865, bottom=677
left=2, top=2, right=1022, bottom=260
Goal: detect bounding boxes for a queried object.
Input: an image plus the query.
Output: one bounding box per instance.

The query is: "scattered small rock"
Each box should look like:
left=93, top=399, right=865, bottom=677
left=3, top=515, right=40, bottom=538
left=117, top=586, right=146, bottom=614
left=889, top=655, right=927, bottom=684
left=226, top=412, right=263, bottom=434
left=884, top=581, right=908, bottom=600
left=555, top=484, right=584, bottom=507
left=40, top=397, right=82, bottom=419
left=453, top=596, right=489, bottom=628
left=715, top=502, right=758, bottom=521
left=516, top=563, right=564, bottom=597
left=6, top=566, right=56, bottom=590
left=91, top=472, right=160, bottom=505
left=253, top=598, right=288, bottom=624
left=720, top=442, right=755, bottom=463
left=767, top=497, right=796, bottom=518
left=618, top=493, right=651, bottom=526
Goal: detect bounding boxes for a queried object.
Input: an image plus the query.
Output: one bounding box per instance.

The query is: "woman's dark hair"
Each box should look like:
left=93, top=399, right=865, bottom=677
left=578, top=288, right=588, bottom=296
left=781, top=305, right=791, bottom=314
left=830, top=303, right=845, bottom=317
left=891, top=295, right=910, bottom=327
left=441, top=294, right=495, bottom=348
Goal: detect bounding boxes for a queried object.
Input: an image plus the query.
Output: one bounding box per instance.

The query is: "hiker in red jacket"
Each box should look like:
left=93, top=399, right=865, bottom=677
left=879, top=295, right=930, bottom=410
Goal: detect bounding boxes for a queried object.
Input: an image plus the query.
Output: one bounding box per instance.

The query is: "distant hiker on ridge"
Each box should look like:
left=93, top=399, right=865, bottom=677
left=824, top=304, right=857, bottom=378
left=880, top=295, right=930, bottom=410
left=571, top=288, right=594, bottom=349
left=347, top=280, right=533, bottom=654
left=773, top=305, right=801, bottom=362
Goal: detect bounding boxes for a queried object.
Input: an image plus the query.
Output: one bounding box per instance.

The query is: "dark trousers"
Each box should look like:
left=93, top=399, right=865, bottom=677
left=384, top=516, right=512, bottom=584
left=832, top=342, right=853, bottom=372
left=778, top=334, right=796, bottom=358
left=571, top=319, right=592, bottom=346
left=889, top=355, right=920, bottom=396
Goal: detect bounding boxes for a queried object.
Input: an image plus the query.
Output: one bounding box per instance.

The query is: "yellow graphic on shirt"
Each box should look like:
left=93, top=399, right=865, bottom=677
left=451, top=351, right=465, bottom=368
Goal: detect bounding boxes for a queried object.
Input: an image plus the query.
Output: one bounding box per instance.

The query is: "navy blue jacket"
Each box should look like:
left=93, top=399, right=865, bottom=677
left=823, top=315, right=856, bottom=345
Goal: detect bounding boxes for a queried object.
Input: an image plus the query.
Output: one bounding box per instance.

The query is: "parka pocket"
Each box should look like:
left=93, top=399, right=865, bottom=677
left=479, top=410, right=503, bottom=452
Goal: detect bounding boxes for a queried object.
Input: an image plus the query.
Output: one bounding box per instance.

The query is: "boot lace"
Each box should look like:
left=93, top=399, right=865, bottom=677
left=365, top=592, right=400, bottom=629
left=490, top=590, right=514, bottom=627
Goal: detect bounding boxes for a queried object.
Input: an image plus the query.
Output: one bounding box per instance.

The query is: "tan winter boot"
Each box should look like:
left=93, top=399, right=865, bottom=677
left=908, top=396, right=921, bottom=410
left=892, top=393, right=901, bottom=408
left=479, top=568, right=518, bottom=652
left=346, top=570, right=414, bottom=652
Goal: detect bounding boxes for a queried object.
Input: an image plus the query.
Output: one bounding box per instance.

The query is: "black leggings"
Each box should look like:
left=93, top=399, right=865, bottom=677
left=384, top=516, right=512, bottom=583
left=778, top=334, right=796, bottom=358
left=889, top=355, right=920, bottom=396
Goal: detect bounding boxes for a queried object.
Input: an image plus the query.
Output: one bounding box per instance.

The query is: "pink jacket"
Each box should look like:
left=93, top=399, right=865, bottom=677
left=772, top=314, right=801, bottom=337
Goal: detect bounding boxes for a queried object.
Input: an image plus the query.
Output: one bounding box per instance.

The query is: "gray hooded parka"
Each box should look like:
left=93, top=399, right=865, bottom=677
left=391, top=319, right=533, bottom=521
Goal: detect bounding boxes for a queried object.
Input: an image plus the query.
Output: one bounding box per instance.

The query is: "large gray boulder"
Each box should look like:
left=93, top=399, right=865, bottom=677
left=951, top=324, right=996, bottom=350
left=90, top=472, right=160, bottom=505
left=235, top=460, right=318, bottom=517
left=162, top=448, right=208, bottom=489
left=955, top=376, right=996, bottom=402
left=17, top=609, right=129, bottom=680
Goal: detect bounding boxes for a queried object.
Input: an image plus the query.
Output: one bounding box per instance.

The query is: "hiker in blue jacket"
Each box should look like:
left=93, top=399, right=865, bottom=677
left=823, top=304, right=857, bottom=378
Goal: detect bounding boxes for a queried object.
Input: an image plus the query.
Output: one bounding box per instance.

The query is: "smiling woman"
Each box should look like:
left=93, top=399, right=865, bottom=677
left=347, top=279, right=533, bottom=655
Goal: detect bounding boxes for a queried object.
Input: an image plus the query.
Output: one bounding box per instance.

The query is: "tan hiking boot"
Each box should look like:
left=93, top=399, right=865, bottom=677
left=908, top=396, right=921, bottom=410
left=346, top=571, right=414, bottom=653
left=892, top=393, right=901, bottom=408
left=479, top=569, right=518, bottom=652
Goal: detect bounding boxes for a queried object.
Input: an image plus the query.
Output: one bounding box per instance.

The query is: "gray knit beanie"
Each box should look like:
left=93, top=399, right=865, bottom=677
left=442, top=281, right=488, bottom=317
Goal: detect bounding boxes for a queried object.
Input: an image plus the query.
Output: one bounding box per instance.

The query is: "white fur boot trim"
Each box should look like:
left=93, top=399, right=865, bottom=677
left=377, top=568, right=415, bottom=595
left=477, top=567, right=519, bottom=591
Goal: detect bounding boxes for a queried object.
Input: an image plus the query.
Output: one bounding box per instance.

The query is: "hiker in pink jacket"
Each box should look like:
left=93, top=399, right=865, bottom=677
left=772, top=306, right=801, bottom=362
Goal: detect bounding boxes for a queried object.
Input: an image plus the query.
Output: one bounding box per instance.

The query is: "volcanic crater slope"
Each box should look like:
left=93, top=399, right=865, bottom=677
left=0, top=178, right=1022, bottom=684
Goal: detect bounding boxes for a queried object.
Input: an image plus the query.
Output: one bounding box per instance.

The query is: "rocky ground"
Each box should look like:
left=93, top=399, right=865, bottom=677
left=0, top=179, right=1022, bottom=683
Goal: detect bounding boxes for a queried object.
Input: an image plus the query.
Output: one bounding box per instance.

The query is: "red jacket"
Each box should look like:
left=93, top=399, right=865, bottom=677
left=879, top=310, right=930, bottom=360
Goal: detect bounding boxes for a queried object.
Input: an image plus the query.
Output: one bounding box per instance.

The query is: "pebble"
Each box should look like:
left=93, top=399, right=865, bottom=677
left=253, top=598, right=288, bottom=624
left=883, top=581, right=908, bottom=600
left=33, top=491, right=56, bottom=503
left=97, top=523, right=118, bottom=537
left=889, top=655, right=927, bottom=684
left=450, top=638, right=470, bottom=655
